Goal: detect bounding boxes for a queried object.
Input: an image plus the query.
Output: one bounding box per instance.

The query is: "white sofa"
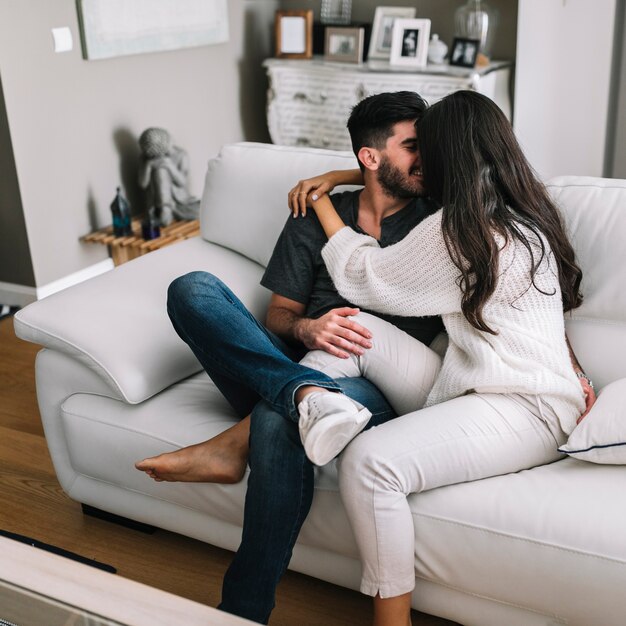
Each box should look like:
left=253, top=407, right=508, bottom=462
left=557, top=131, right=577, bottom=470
left=15, top=142, right=626, bottom=626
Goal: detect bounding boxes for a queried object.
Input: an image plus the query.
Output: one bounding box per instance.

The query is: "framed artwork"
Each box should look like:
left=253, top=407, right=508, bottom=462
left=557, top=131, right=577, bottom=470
left=367, top=6, right=416, bottom=61
left=449, top=37, right=481, bottom=68
left=389, top=19, right=431, bottom=69
left=324, top=26, right=364, bottom=64
left=275, top=9, right=313, bottom=59
left=76, top=0, right=229, bottom=60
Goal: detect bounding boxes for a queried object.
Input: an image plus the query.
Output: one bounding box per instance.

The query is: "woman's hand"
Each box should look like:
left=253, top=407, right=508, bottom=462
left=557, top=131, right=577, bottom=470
left=576, top=376, right=597, bottom=423
left=288, top=172, right=340, bottom=218
left=287, top=168, right=364, bottom=217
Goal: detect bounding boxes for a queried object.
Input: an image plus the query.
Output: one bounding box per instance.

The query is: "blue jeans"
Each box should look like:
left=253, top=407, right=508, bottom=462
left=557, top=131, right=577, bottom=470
left=167, top=271, right=341, bottom=421
left=168, top=272, right=396, bottom=624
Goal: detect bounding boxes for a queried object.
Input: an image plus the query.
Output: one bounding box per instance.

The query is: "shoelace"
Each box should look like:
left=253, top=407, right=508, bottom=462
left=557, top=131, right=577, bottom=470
left=298, top=395, right=322, bottom=434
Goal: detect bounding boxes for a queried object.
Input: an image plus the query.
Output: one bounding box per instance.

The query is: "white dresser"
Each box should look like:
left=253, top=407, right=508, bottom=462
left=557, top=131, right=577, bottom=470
left=264, top=57, right=512, bottom=150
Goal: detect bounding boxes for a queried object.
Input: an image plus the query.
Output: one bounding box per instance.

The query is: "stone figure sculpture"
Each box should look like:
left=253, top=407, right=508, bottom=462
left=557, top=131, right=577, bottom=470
left=138, top=127, right=200, bottom=226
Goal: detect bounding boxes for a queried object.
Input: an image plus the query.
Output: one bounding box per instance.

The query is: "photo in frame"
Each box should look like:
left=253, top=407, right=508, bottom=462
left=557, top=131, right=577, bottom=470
left=449, top=37, right=481, bottom=68
left=275, top=9, right=313, bottom=59
left=367, top=6, right=416, bottom=61
left=389, top=18, right=431, bottom=68
left=324, top=26, right=364, bottom=64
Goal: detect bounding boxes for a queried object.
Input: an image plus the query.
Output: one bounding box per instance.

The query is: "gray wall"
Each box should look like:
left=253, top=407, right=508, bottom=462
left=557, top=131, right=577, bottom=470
left=0, top=74, right=34, bottom=287
left=0, top=0, right=277, bottom=289
left=278, top=0, right=519, bottom=60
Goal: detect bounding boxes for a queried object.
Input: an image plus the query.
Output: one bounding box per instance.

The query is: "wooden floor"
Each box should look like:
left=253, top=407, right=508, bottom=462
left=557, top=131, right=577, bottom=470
left=0, top=317, right=458, bottom=626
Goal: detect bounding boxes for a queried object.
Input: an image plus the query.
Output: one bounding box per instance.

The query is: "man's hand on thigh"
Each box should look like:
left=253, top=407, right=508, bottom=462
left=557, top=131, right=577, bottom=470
left=297, top=307, right=373, bottom=358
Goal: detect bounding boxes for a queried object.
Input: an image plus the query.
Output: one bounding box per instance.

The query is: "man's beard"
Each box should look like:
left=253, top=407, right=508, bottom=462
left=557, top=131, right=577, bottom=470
left=377, top=156, right=421, bottom=199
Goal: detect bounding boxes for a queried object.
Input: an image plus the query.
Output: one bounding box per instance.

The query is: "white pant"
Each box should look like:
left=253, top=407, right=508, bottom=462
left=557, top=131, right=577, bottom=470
left=299, top=312, right=442, bottom=416
left=301, top=313, right=565, bottom=598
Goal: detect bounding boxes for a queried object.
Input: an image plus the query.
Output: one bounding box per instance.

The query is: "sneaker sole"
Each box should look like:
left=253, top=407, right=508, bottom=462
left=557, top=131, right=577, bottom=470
left=303, top=407, right=371, bottom=466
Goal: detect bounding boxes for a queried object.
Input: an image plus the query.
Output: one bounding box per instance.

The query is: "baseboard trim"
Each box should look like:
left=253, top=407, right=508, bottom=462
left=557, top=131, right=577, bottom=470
left=0, top=281, right=37, bottom=307
left=0, top=258, right=114, bottom=306
left=36, top=258, right=114, bottom=300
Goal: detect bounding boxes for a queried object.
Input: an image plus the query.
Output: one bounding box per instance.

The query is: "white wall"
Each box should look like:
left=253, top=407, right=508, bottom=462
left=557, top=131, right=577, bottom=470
left=514, top=0, right=618, bottom=180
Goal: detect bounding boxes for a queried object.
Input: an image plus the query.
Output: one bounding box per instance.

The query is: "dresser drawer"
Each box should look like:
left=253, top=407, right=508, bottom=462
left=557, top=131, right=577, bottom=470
left=265, top=59, right=511, bottom=149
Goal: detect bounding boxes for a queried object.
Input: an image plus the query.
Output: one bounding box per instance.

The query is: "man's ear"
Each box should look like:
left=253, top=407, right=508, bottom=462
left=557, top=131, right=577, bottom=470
left=357, top=147, right=381, bottom=171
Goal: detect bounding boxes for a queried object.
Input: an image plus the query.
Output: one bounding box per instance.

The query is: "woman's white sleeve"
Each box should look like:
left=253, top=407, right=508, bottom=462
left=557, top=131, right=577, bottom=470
left=321, top=215, right=461, bottom=317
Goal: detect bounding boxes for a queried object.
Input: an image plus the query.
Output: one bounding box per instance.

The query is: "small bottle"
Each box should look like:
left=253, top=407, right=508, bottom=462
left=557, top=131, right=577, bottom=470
left=110, top=187, right=132, bottom=236
left=141, top=211, right=161, bottom=240
left=427, top=34, right=448, bottom=65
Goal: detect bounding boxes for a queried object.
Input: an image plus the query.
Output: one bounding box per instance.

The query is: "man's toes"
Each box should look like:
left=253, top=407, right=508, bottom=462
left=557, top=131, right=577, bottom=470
left=135, top=458, right=154, bottom=470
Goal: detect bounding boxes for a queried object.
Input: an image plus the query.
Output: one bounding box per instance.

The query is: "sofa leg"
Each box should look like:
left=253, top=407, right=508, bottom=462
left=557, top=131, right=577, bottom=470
left=81, top=504, right=157, bottom=534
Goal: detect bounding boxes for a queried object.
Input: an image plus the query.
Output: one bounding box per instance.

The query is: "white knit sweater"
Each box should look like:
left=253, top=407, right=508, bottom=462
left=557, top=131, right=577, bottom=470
left=322, top=209, right=585, bottom=435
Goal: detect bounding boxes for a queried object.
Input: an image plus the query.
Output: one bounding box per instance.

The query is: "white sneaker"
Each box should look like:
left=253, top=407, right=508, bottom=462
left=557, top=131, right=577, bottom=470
left=298, top=391, right=372, bottom=466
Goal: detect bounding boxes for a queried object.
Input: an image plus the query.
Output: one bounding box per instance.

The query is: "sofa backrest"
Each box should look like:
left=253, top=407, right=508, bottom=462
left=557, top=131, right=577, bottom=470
left=200, top=142, right=359, bottom=268
left=547, top=176, right=626, bottom=389
left=200, top=143, right=626, bottom=390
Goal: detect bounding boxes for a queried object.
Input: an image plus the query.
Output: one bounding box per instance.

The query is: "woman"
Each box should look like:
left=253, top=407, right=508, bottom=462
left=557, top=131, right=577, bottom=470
left=291, top=90, right=585, bottom=626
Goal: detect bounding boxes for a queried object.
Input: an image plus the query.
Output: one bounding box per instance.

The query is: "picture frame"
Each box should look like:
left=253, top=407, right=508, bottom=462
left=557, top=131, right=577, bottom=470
left=367, top=6, right=416, bottom=61
left=76, top=0, right=229, bottom=60
left=449, top=37, right=481, bottom=68
left=275, top=9, right=313, bottom=59
left=324, top=26, right=364, bottom=64
left=389, top=19, right=431, bottom=69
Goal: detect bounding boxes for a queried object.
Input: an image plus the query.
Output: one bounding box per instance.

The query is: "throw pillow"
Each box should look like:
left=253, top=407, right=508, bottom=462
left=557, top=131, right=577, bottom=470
left=558, top=378, right=626, bottom=464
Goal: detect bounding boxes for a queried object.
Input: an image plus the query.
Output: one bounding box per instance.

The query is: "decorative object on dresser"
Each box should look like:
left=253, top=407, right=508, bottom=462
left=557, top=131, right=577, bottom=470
left=454, top=0, right=498, bottom=64
left=367, top=6, right=416, bottom=61
left=449, top=37, right=481, bottom=68
left=263, top=58, right=512, bottom=150
left=324, top=26, right=364, bottom=64
left=274, top=9, right=313, bottom=59
left=427, top=34, right=449, bottom=65
left=389, top=18, right=431, bottom=69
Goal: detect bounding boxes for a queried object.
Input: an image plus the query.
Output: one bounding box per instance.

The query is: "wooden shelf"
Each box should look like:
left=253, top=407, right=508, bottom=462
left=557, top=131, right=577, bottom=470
left=81, top=218, right=200, bottom=266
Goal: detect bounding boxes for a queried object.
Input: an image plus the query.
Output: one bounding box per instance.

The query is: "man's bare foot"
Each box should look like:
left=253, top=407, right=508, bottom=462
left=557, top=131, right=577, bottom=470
left=135, top=417, right=250, bottom=484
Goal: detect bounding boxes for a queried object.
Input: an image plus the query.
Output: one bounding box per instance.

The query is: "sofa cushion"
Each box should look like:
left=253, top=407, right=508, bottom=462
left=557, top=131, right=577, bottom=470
left=14, top=238, right=269, bottom=404
left=558, top=378, right=626, bottom=464
left=547, top=177, right=626, bottom=389
left=200, top=142, right=359, bottom=268
left=411, top=457, right=626, bottom=626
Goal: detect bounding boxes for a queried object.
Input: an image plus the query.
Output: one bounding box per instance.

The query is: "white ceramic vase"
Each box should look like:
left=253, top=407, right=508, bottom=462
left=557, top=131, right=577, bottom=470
left=427, top=34, right=448, bottom=64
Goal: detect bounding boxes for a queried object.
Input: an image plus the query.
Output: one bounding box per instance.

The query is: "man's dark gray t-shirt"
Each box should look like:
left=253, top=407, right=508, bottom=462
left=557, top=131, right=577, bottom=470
left=261, top=190, right=444, bottom=345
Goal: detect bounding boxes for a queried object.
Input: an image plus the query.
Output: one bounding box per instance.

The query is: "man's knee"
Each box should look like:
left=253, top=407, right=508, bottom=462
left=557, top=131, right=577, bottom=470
left=167, top=272, right=223, bottom=319
left=168, top=271, right=220, bottom=301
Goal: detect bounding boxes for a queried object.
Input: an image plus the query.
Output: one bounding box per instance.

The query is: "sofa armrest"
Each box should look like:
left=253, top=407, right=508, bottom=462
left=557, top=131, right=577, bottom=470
left=15, top=238, right=269, bottom=404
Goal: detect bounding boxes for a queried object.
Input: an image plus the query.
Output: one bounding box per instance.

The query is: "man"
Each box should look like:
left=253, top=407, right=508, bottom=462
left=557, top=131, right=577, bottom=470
left=136, top=91, right=442, bottom=622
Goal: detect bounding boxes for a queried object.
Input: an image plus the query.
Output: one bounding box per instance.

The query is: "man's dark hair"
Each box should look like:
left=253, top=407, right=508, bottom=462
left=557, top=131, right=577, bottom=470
left=347, top=91, right=428, bottom=170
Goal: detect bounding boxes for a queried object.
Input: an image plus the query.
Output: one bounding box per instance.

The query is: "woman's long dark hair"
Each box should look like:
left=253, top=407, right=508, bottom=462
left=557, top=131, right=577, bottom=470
left=417, top=90, right=583, bottom=334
